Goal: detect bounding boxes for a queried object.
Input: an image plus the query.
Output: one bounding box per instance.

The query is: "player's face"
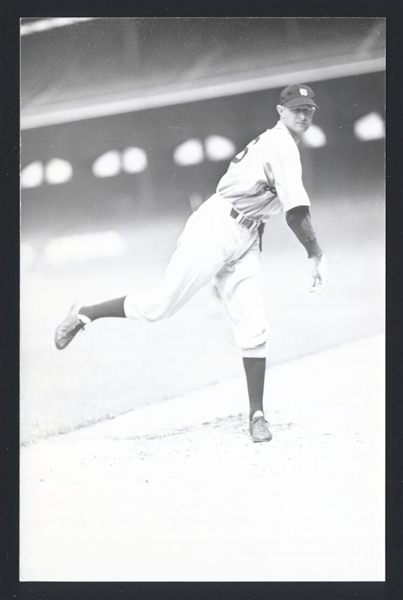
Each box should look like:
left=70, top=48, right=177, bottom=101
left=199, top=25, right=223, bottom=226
left=277, top=105, right=316, bottom=139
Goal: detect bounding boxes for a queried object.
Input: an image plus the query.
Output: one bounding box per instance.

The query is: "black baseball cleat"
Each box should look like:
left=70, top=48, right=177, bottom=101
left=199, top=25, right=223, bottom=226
left=54, top=302, right=90, bottom=350
left=249, top=414, right=273, bottom=443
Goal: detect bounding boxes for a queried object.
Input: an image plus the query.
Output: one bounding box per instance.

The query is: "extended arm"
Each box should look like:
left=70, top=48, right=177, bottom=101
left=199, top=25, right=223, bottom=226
left=286, top=205, right=327, bottom=293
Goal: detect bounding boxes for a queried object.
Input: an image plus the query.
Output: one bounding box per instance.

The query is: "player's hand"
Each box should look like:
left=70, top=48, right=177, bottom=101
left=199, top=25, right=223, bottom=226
left=310, top=254, right=328, bottom=294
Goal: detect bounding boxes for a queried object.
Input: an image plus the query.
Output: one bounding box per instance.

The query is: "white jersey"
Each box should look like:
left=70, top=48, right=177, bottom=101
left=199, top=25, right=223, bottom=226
left=216, top=121, right=310, bottom=221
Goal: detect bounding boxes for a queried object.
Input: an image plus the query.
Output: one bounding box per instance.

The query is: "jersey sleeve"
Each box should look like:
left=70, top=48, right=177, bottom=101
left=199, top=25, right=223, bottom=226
left=263, top=139, right=310, bottom=212
left=285, top=206, right=323, bottom=258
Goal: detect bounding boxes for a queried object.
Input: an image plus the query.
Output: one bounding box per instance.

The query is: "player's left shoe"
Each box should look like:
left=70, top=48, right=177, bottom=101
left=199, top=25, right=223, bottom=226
left=54, top=302, right=90, bottom=350
left=249, top=414, right=273, bottom=443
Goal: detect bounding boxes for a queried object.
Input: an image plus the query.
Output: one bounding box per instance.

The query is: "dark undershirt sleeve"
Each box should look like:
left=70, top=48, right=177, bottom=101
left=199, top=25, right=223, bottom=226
left=285, top=206, right=323, bottom=258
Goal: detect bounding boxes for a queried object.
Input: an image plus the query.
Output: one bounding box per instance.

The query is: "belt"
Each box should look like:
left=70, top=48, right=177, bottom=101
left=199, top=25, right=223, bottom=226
left=230, top=207, right=261, bottom=230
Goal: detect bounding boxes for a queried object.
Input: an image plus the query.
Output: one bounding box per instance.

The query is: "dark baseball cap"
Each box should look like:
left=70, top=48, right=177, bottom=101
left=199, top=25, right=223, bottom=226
left=279, top=84, right=319, bottom=109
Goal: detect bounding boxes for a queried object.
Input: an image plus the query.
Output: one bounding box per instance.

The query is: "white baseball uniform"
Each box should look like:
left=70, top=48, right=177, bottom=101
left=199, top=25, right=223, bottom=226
left=124, top=121, right=311, bottom=358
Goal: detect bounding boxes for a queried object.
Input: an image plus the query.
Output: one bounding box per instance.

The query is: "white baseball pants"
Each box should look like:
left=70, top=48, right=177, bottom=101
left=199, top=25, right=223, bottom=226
left=124, top=194, right=269, bottom=357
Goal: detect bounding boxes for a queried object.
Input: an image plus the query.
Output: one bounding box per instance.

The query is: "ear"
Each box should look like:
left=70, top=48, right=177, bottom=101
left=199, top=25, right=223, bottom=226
left=276, top=104, right=284, bottom=117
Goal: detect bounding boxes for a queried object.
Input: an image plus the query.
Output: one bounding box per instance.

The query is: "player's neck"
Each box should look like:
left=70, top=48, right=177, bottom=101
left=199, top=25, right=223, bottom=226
left=278, top=120, right=302, bottom=143
left=288, top=129, right=302, bottom=143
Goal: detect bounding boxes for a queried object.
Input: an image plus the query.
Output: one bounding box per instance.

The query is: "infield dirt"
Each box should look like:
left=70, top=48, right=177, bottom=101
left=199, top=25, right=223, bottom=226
left=20, top=333, right=384, bottom=582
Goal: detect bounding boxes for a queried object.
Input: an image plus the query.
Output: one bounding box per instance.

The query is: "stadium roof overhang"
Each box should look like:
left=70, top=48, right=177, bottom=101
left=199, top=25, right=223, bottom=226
left=20, top=17, right=385, bottom=130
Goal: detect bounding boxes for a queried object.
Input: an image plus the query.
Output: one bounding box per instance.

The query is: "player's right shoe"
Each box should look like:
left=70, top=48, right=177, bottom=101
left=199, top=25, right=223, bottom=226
left=249, top=413, right=273, bottom=443
left=54, top=302, right=90, bottom=350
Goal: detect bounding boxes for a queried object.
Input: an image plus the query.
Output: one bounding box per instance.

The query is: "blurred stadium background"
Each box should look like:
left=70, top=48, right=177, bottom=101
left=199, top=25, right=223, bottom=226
left=20, top=17, right=385, bottom=445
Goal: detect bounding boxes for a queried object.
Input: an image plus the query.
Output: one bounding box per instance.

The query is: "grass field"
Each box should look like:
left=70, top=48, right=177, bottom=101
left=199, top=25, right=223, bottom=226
left=20, top=193, right=385, bottom=445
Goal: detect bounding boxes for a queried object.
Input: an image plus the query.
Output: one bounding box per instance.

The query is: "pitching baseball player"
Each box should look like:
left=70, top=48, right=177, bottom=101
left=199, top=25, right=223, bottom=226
left=55, top=83, right=328, bottom=443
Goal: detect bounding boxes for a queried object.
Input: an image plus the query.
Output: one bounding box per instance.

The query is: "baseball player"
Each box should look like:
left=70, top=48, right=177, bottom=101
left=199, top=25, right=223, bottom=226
left=55, top=83, right=328, bottom=443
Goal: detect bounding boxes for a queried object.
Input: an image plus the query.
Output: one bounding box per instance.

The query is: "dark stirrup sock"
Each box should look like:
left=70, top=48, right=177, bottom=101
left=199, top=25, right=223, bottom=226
left=242, top=357, right=266, bottom=421
left=79, top=296, right=127, bottom=321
